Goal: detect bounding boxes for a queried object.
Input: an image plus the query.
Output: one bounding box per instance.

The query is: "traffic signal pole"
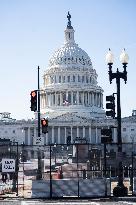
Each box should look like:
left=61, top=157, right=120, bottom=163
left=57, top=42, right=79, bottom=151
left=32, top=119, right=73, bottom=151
left=36, top=66, right=42, bottom=180
left=38, top=66, right=40, bottom=139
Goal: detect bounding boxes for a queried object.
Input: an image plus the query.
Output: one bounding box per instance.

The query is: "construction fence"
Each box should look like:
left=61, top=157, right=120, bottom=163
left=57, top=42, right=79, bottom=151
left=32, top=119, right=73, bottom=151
left=0, top=142, right=136, bottom=198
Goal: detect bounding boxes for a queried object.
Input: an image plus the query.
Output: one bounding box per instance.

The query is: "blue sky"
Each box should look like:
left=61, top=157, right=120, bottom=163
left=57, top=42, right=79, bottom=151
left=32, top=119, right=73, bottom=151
left=0, top=0, right=136, bottom=120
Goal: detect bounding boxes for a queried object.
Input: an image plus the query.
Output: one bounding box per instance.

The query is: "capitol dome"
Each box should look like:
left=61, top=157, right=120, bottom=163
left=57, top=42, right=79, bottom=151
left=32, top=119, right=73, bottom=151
left=41, top=12, right=104, bottom=120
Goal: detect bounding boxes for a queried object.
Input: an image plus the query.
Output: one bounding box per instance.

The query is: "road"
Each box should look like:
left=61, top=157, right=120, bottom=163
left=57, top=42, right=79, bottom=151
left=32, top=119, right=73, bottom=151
left=0, top=200, right=136, bottom=205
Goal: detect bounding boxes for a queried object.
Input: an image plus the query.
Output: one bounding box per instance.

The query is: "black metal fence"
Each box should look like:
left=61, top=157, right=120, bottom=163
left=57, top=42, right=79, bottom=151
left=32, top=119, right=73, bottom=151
left=0, top=142, right=136, bottom=198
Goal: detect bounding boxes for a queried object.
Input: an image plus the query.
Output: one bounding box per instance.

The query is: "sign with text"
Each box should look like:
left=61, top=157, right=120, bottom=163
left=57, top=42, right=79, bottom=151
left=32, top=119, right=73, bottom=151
left=33, top=137, right=44, bottom=145
left=2, top=159, right=15, bottom=173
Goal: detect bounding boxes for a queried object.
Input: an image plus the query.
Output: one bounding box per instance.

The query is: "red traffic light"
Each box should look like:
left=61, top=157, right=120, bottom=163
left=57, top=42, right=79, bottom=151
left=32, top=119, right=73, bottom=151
left=31, top=91, right=37, bottom=98
left=41, top=119, right=48, bottom=126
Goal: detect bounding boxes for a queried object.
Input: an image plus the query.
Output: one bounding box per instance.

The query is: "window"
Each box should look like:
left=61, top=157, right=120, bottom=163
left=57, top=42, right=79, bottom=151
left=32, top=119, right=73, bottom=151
left=123, top=128, right=126, bottom=132
left=131, top=128, right=134, bottom=131
left=13, top=130, right=15, bottom=134
left=73, top=75, right=75, bottom=82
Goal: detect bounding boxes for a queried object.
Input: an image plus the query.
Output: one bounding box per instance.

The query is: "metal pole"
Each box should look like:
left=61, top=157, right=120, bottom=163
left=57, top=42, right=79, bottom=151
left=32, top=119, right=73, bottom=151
left=77, top=144, right=79, bottom=197
left=38, top=66, right=40, bottom=142
left=116, top=74, right=124, bottom=187
left=50, top=145, right=52, bottom=198
left=22, top=143, right=25, bottom=197
left=17, top=142, right=18, bottom=196
left=37, top=66, right=42, bottom=179
left=104, top=143, right=107, bottom=178
left=131, top=140, right=134, bottom=195
left=116, top=74, right=122, bottom=151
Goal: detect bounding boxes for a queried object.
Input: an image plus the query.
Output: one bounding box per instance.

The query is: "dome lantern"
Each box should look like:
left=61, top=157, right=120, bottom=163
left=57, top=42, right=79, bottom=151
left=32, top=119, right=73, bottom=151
left=64, top=12, right=75, bottom=44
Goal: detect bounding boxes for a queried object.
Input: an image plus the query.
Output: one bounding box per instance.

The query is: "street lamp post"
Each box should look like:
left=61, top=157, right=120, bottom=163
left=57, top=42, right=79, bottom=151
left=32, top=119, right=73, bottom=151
left=106, top=48, right=129, bottom=196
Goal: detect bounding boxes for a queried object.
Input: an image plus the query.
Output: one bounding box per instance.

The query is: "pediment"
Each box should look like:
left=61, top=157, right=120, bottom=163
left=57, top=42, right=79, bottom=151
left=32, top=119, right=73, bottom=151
left=51, top=112, right=88, bottom=123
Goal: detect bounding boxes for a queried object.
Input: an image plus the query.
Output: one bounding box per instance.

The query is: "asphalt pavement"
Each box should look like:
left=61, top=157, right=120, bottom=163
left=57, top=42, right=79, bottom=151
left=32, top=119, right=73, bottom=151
left=0, top=200, right=136, bottom=205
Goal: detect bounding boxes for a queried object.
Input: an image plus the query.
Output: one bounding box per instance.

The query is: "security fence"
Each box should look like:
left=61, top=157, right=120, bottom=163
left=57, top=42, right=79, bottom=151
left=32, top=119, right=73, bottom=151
left=0, top=142, right=136, bottom=198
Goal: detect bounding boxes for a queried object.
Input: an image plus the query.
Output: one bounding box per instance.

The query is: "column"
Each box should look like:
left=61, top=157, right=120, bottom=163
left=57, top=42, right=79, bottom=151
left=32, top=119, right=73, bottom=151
left=33, top=127, right=37, bottom=145
left=83, top=126, right=85, bottom=138
left=100, top=93, right=102, bottom=107
left=92, top=92, right=94, bottom=106
left=55, top=92, right=57, bottom=106
left=49, top=93, right=52, bottom=106
left=88, top=92, right=90, bottom=105
left=101, top=93, right=103, bottom=108
left=44, top=94, right=46, bottom=108
left=51, top=93, right=53, bottom=106
left=83, top=92, right=85, bottom=106
left=60, top=92, right=63, bottom=105
left=58, top=127, right=60, bottom=144
left=114, top=127, right=117, bottom=143
left=95, top=127, right=98, bottom=143
left=98, top=93, right=100, bottom=107
left=77, top=127, right=79, bottom=138
left=52, top=127, right=55, bottom=144
left=95, top=93, right=98, bottom=107
left=66, top=91, right=68, bottom=101
left=28, top=127, right=31, bottom=145
left=89, top=126, right=92, bottom=143
left=90, top=92, right=92, bottom=106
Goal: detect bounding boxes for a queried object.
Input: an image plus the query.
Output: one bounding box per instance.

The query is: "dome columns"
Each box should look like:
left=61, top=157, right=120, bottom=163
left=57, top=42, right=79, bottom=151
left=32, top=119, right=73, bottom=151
left=41, top=90, right=103, bottom=109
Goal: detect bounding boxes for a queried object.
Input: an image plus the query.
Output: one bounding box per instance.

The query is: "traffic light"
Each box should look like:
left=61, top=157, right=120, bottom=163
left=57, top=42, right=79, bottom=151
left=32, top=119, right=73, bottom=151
left=106, top=95, right=115, bottom=118
left=30, top=90, right=37, bottom=112
left=101, top=128, right=112, bottom=143
left=41, top=118, right=48, bottom=134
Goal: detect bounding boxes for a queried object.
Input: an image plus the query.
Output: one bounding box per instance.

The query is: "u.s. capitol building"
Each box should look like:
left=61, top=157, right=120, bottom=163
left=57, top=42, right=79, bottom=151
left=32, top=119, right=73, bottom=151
left=0, top=14, right=135, bottom=158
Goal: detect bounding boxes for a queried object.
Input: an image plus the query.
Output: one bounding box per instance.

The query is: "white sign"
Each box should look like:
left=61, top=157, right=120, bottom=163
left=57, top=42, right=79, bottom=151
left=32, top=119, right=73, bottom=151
left=2, top=159, right=15, bottom=173
left=33, top=137, right=44, bottom=145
